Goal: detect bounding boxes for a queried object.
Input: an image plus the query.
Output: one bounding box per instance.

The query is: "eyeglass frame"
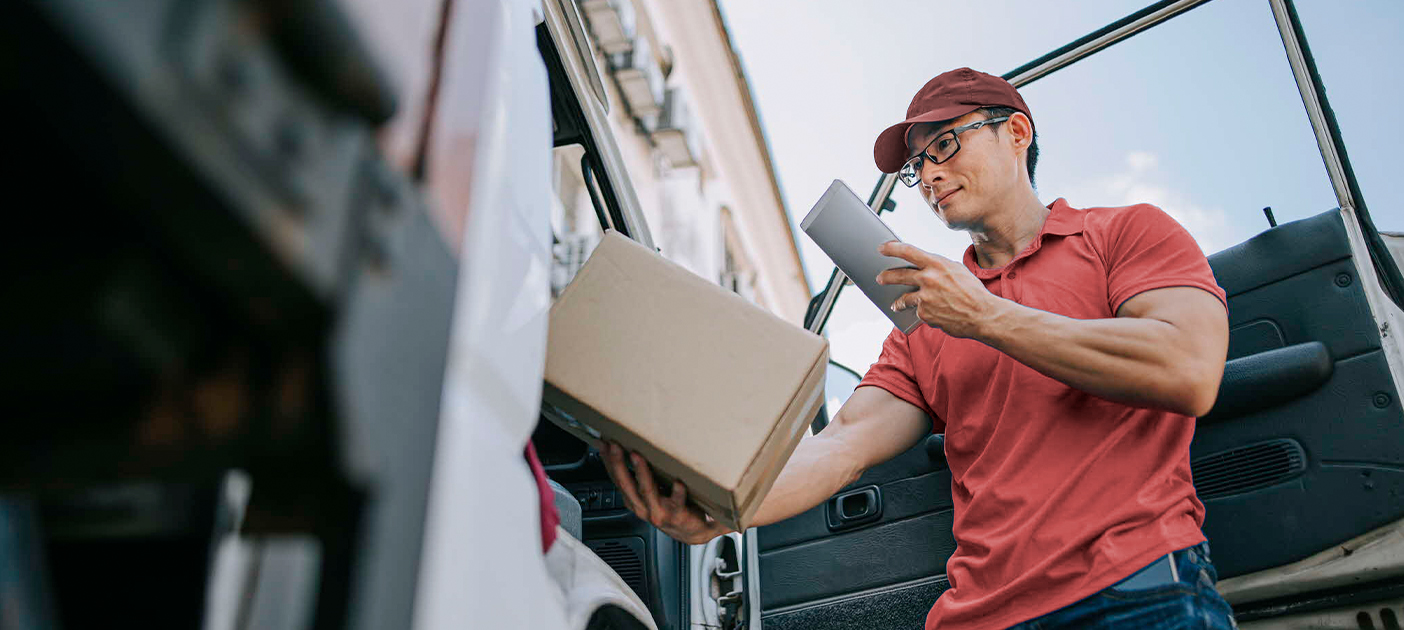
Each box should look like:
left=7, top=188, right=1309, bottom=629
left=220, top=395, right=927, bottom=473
left=898, top=115, right=1011, bottom=187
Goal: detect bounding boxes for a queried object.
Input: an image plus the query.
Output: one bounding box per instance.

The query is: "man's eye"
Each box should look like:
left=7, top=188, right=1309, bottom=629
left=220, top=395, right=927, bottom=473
left=937, top=139, right=953, bottom=152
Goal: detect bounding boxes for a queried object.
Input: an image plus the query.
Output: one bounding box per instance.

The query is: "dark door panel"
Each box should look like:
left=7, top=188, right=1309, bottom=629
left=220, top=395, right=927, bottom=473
left=1210, top=210, right=1354, bottom=301
left=761, top=508, right=955, bottom=610
left=757, top=435, right=954, bottom=627
left=1216, top=258, right=1380, bottom=362
left=1198, top=210, right=1404, bottom=579
left=1194, top=350, right=1404, bottom=578
left=757, top=209, right=1404, bottom=626
left=760, top=575, right=948, bottom=630
left=758, top=468, right=952, bottom=552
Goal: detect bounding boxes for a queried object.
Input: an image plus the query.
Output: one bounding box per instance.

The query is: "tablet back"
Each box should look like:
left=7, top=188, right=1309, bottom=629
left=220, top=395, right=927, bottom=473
left=800, top=180, right=922, bottom=334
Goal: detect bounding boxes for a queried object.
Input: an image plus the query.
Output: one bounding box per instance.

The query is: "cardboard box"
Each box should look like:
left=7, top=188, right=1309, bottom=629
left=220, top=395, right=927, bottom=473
left=543, top=231, right=829, bottom=531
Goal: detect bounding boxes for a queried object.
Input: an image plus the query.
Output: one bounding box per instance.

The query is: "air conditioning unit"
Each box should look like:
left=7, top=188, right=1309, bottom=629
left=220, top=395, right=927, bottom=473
left=651, top=87, right=698, bottom=168
left=579, top=0, right=636, bottom=55
left=609, top=36, right=663, bottom=118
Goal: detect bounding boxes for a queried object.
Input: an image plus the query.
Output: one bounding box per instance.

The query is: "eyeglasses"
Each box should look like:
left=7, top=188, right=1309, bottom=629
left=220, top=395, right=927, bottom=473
left=898, top=116, right=1010, bottom=187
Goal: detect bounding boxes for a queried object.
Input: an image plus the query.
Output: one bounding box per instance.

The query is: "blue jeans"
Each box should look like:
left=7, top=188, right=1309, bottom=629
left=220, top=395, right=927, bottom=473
left=1008, top=542, right=1238, bottom=629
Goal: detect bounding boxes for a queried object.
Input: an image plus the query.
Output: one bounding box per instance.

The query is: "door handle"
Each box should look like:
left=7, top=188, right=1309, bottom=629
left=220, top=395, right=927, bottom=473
left=1202, top=341, right=1332, bottom=422
left=827, top=485, right=882, bottom=531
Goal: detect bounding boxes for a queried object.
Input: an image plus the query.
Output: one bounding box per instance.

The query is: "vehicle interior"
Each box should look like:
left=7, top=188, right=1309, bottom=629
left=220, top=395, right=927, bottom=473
left=757, top=3, right=1404, bottom=630
left=0, top=0, right=673, bottom=627
left=539, top=2, right=1404, bottom=630
left=3, top=0, right=1402, bottom=629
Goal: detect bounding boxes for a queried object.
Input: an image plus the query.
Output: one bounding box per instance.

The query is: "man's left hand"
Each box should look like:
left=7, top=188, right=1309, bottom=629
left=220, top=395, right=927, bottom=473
left=875, top=241, right=999, bottom=339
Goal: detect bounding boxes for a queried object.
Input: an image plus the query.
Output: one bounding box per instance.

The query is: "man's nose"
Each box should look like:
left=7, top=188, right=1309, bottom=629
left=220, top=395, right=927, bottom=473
left=920, top=158, right=945, bottom=188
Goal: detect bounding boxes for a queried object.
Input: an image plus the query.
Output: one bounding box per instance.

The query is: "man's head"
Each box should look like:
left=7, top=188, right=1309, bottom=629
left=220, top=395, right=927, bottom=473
left=873, top=69, right=1039, bottom=230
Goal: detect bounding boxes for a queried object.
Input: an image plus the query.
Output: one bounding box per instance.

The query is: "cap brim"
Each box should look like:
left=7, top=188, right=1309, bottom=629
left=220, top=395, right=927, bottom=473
left=873, top=103, right=984, bottom=173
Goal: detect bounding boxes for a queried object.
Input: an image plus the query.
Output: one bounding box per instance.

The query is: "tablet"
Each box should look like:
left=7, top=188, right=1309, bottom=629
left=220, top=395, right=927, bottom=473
left=800, top=179, right=923, bottom=334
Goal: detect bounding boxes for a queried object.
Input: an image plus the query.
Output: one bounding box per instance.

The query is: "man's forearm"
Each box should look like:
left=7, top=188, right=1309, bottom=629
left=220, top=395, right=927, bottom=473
left=975, top=296, right=1222, bottom=416
left=741, top=432, right=862, bottom=530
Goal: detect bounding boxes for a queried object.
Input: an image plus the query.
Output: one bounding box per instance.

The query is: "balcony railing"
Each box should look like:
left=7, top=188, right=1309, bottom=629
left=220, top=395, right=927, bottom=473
left=578, top=0, right=636, bottom=55
left=608, top=34, right=664, bottom=118
left=652, top=87, right=699, bottom=168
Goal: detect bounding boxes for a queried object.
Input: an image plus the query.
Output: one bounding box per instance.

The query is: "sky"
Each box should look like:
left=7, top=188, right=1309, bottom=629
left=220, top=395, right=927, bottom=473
left=717, top=0, right=1404, bottom=372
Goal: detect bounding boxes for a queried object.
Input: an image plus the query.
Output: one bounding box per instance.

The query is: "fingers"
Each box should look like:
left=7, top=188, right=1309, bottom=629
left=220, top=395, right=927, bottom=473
left=878, top=241, right=935, bottom=267
left=630, top=451, right=669, bottom=518
left=876, top=248, right=958, bottom=290
left=891, top=292, right=919, bottom=313
left=878, top=242, right=961, bottom=273
left=602, top=442, right=646, bottom=518
left=665, top=480, right=687, bottom=512
left=665, top=483, right=728, bottom=543
left=875, top=266, right=922, bottom=287
left=603, top=444, right=724, bottom=543
left=603, top=443, right=672, bottom=525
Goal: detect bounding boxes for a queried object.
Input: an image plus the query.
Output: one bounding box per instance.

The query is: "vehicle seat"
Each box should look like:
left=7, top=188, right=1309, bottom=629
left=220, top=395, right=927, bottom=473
left=549, top=479, right=583, bottom=541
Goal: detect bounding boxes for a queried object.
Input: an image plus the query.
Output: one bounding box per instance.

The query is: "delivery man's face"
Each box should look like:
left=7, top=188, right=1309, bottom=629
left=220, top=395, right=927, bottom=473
left=905, top=111, right=1028, bottom=231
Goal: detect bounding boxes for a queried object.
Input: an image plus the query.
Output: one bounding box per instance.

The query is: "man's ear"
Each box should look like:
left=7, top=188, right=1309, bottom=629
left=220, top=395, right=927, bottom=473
left=1006, top=112, right=1034, bottom=151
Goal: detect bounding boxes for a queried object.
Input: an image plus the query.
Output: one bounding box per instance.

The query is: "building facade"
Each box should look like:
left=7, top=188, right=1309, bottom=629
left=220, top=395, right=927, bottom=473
left=550, top=0, right=811, bottom=324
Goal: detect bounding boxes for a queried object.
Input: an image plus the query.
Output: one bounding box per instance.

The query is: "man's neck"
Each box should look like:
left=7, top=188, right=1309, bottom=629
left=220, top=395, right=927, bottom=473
left=969, top=188, right=1049, bottom=269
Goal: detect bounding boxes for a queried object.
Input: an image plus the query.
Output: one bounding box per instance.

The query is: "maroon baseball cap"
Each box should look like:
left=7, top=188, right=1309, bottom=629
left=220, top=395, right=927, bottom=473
left=873, top=67, right=1033, bottom=173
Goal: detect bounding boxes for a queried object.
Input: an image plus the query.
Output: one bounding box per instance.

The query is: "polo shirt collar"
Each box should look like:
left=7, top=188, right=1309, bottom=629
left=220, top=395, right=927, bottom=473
left=1043, top=197, right=1085, bottom=236
left=963, top=198, right=1085, bottom=277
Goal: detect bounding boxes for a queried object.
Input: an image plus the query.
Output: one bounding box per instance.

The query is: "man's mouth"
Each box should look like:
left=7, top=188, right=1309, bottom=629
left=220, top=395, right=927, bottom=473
left=935, top=188, right=960, bottom=206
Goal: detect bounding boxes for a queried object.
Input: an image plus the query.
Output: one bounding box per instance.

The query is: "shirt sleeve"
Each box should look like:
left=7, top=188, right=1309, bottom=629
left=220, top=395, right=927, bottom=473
left=1103, top=204, right=1228, bottom=314
left=856, top=327, right=942, bottom=431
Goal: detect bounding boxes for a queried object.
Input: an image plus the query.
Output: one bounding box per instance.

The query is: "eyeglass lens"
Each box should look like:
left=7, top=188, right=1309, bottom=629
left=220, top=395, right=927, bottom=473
left=900, top=131, right=958, bottom=186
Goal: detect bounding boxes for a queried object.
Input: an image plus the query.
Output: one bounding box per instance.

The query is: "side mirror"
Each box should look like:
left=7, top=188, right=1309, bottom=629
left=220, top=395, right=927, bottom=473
left=812, top=360, right=862, bottom=434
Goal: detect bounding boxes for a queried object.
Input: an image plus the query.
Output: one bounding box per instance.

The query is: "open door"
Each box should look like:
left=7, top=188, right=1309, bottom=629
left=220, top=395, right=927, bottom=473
left=745, top=1, right=1404, bottom=628
left=1198, top=208, right=1404, bottom=603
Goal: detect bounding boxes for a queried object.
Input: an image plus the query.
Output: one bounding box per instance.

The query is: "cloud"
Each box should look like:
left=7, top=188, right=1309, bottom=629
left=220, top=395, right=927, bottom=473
left=1126, top=151, right=1158, bottom=172
left=1066, top=151, right=1232, bottom=254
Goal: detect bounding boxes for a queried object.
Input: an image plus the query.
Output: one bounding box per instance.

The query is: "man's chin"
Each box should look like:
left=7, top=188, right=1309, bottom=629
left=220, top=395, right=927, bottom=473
left=933, top=203, right=981, bottom=232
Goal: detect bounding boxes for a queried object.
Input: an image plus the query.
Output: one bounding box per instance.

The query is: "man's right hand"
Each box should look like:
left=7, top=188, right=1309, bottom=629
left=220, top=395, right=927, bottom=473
left=601, top=442, right=732, bottom=545
left=601, top=387, right=929, bottom=545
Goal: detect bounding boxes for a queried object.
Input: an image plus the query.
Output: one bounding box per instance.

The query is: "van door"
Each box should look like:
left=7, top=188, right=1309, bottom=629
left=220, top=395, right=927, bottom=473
left=746, top=2, right=1404, bottom=628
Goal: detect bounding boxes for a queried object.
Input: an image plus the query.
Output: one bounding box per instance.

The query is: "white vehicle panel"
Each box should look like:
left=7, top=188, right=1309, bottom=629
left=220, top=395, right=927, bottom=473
left=412, top=0, right=564, bottom=628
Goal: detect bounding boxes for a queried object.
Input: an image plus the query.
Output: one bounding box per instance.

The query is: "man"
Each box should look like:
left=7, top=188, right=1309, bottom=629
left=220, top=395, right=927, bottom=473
left=603, top=67, right=1237, bottom=629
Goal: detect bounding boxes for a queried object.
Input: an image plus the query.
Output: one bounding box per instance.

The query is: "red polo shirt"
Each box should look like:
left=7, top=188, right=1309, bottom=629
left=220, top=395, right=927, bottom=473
left=858, top=199, right=1227, bottom=630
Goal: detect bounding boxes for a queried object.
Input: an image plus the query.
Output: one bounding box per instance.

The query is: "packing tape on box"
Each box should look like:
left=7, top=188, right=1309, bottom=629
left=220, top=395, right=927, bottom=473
left=547, top=403, right=603, bottom=440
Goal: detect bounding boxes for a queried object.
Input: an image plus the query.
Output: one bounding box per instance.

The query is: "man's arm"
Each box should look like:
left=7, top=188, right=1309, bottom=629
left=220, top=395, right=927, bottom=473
left=602, top=385, right=930, bottom=544
left=977, top=286, right=1228, bottom=417
left=877, top=242, right=1229, bottom=417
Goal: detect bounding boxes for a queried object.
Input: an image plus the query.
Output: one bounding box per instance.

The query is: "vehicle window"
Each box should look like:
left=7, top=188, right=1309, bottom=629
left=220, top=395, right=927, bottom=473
left=814, top=0, right=1364, bottom=384
left=824, top=287, right=900, bottom=376
left=1016, top=0, right=1340, bottom=255
left=1295, top=0, right=1404, bottom=232
left=824, top=359, right=863, bottom=415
